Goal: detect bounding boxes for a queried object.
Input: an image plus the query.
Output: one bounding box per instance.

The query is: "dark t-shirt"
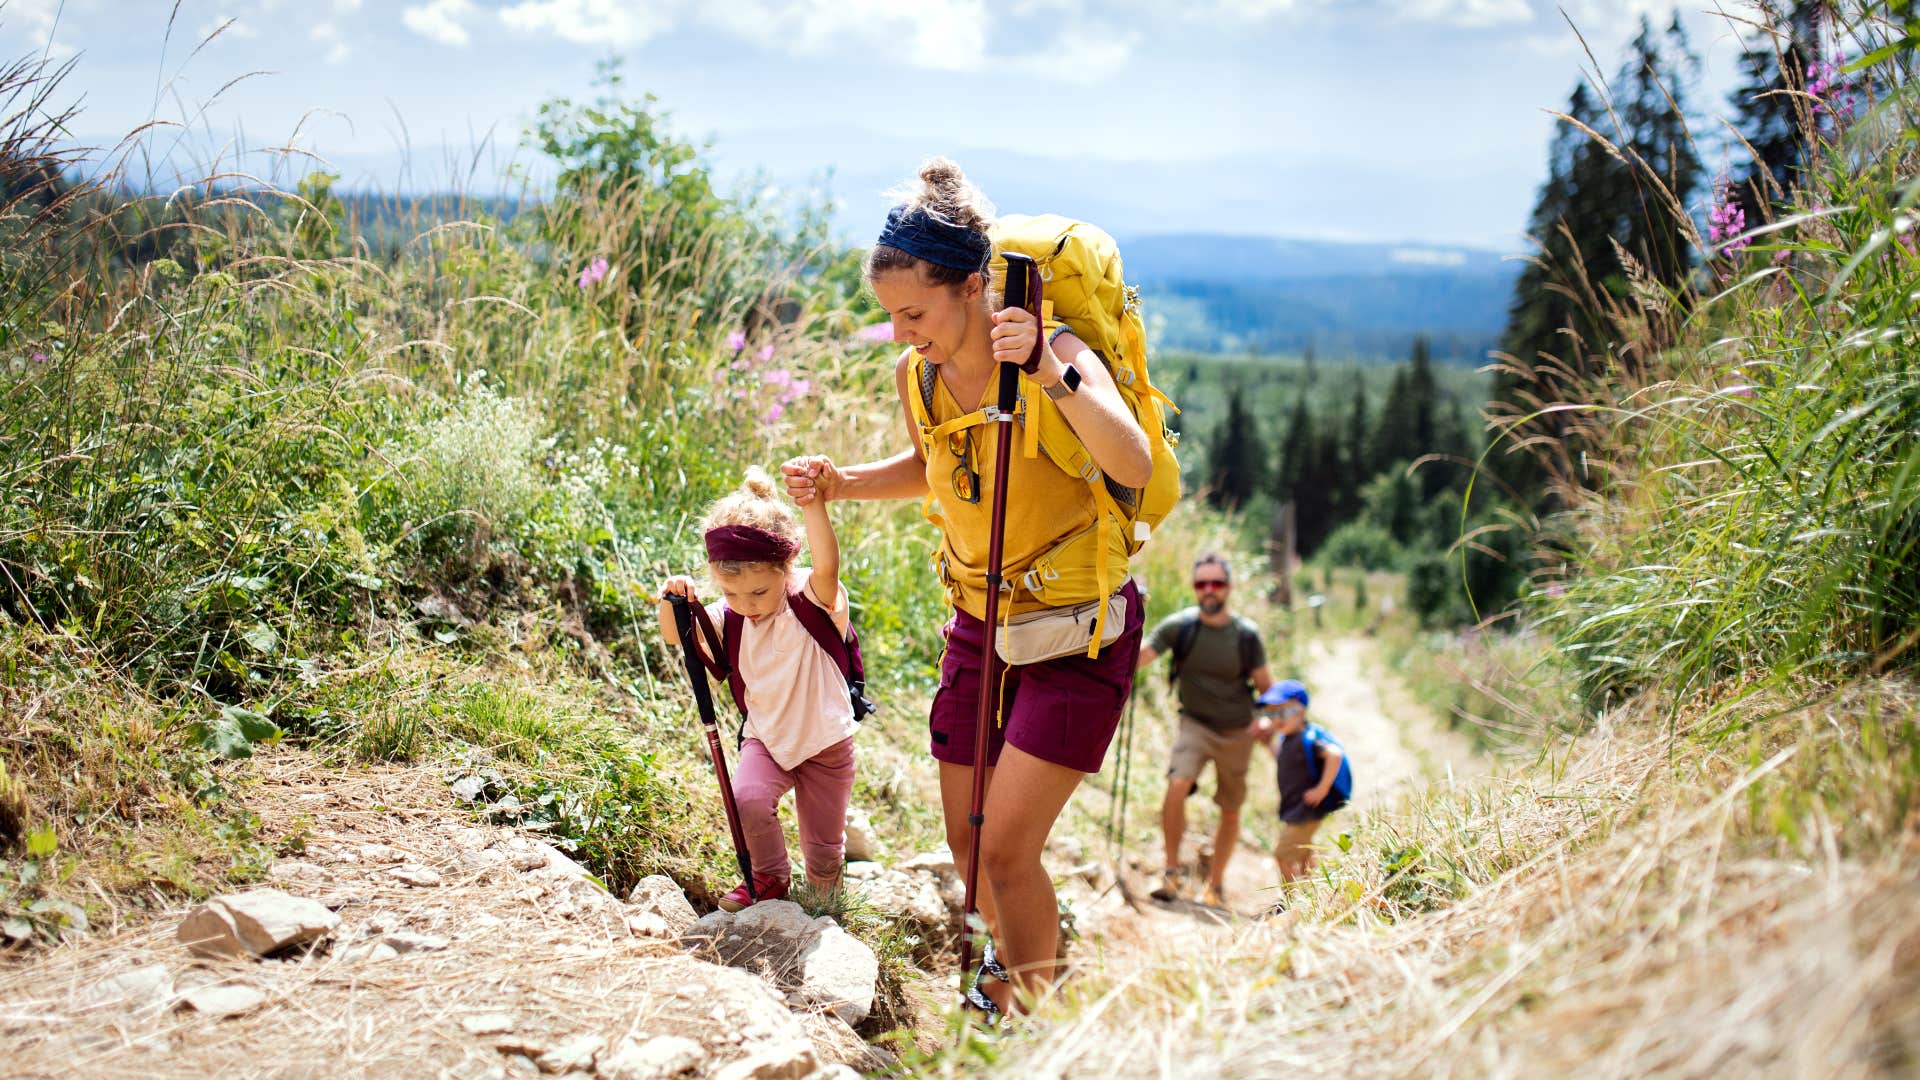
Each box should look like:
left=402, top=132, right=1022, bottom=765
left=1146, top=608, right=1267, bottom=730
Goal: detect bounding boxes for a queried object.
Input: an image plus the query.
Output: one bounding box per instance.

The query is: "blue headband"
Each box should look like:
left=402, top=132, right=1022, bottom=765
left=876, top=204, right=991, bottom=273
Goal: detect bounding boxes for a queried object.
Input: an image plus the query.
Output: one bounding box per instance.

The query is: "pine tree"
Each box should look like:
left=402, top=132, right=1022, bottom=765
left=1341, top=375, right=1369, bottom=520
left=1728, top=1, right=1826, bottom=217
left=1273, top=393, right=1312, bottom=503
left=1369, top=368, right=1414, bottom=478
left=1207, top=384, right=1263, bottom=510
left=1491, top=17, right=1703, bottom=503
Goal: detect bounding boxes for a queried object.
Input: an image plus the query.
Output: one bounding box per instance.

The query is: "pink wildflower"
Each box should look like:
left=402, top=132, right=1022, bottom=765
left=577, top=256, right=609, bottom=289
left=757, top=344, right=774, bottom=364
left=30, top=352, right=48, bottom=363
left=855, top=321, right=894, bottom=342
left=726, top=330, right=747, bottom=353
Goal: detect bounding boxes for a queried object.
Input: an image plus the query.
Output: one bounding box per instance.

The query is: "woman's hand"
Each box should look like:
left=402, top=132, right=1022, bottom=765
left=990, top=306, right=1055, bottom=379
left=659, top=574, right=699, bottom=601
left=781, top=455, right=841, bottom=505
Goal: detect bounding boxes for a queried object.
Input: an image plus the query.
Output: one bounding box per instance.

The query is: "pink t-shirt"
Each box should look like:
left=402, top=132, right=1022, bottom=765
left=705, top=567, right=857, bottom=771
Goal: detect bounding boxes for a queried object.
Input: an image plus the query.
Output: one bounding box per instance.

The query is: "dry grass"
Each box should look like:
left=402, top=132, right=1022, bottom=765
left=951, top=679, right=1920, bottom=1078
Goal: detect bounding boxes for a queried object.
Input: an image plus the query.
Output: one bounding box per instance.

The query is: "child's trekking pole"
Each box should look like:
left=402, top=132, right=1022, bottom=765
left=667, top=593, right=755, bottom=903
left=958, top=251, right=1042, bottom=988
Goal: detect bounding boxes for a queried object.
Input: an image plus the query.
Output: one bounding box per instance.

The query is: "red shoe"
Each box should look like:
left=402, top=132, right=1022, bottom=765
left=717, top=874, right=788, bottom=912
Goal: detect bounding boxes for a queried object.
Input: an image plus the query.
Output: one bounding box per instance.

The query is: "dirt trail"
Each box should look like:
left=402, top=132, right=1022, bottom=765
left=1067, top=634, right=1482, bottom=966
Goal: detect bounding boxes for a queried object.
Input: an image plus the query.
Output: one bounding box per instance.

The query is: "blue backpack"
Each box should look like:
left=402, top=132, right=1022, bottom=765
left=1302, top=724, right=1353, bottom=810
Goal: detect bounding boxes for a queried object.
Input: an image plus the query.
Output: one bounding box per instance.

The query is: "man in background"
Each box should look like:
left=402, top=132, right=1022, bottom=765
left=1136, top=553, right=1275, bottom=905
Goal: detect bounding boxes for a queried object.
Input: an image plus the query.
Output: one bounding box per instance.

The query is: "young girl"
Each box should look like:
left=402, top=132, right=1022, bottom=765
left=657, top=467, right=856, bottom=910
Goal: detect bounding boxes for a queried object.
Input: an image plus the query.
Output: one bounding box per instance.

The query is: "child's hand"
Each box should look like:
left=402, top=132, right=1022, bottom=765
left=1303, top=784, right=1329, bottom=807
left=1249, top=715, right=1275, bottom=741
left=659, top=575, right=699, bottom=602
left=781, top=455, right=840, bottom=505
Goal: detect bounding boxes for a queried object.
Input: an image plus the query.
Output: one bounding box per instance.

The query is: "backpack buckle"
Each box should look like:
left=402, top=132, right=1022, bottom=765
left=1080, top=462, right=1101, bottom=482
left=983, top=406, right=1014, bottom=423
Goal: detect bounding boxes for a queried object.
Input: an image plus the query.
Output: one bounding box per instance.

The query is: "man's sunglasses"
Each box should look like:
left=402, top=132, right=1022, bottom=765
left=1193, top=579, right=1229, bottom=591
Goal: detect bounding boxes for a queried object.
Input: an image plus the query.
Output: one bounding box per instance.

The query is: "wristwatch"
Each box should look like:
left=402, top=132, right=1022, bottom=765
left=1043, top=363, right=1082, bottom=401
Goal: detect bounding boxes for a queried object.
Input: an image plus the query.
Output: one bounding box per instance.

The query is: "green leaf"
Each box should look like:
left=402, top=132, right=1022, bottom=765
left=1, top=919, right=31, bottom=941
left=434, top=629, right=460, bottom=644
left=344, top=572, right=384, bottom=591
left=25, top=825, right=55, bottom=859
left=191, top=705, right=284, bottom=760
left=241, top=623, right=280, bottom=655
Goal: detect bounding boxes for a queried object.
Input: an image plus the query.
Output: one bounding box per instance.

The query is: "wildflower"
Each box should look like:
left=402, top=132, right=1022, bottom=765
left=855, top=321, right=894, bottom=342
left=727, top=330, right=747, bottom=353
left=764, top=403, right=786, bottom=425
left=577, top=257, right=609, bottom=289
left=757, top=344, right=774, bottom=364
left=1707, top=177, right=1748, bottom=258
left=30, top=351, right=48, bottom=363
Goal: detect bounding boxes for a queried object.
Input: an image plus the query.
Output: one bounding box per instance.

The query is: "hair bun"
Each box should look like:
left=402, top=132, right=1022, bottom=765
left=911, top=156, right=992, bottom=233
left=741, top=466, right=777, bottom=500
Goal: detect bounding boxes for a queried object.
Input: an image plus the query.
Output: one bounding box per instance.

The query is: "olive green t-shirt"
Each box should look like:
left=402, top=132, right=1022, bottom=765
left=1146, top=608, right=1266, bottom=731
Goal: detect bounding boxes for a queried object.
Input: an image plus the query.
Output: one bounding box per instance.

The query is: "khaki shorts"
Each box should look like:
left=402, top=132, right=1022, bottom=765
left=1166, top=716, right=1255, bottom=811
left=1275, top=819, right=1324, bottom=869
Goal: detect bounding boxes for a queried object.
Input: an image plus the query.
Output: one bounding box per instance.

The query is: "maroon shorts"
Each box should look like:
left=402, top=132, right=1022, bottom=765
left=928, top=580, right=1144, bottom=774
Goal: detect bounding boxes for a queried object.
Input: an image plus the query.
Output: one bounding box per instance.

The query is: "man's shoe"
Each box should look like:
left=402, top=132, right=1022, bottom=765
left=1148, top=867, right=1184, bottom=902
left=1200, top=882, right=1225, bottom=907
left=717, top=874, right=788, bottom=912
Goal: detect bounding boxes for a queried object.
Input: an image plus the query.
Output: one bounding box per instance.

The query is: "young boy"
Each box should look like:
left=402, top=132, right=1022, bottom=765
left=1251, top=680, right=1352, bottom=882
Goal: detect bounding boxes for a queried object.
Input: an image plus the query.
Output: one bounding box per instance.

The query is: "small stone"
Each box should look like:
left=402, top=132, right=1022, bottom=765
left=178, top=983, right=267, bottom=1018
left=536, top=1034, right=602, bottom=1074
left=266, top=861, right=325, bottom=883
left=1048, top=835, right=1085, bottom=863
left=452, top=775, right=489, bottom=803
left=626, top=912, right=671, bottom=938
left=596, top=1034, right=705, bottom=1079
left=76, top=963, right=174, bottom=1012
left=841, top=807, right=875, bottom=862
left=712, top=1040, right=817, bottom=1080
left=387, top=864, right=443, bottom=888
left=358, top=843, right=406, bottom=864
left=462, top=1013, right=516, bottom=1036
left=177, top=889, right=340, bottom=959
left=803, top=1068, right=863, bottom=1080
left=385, top=931, right=450, bottom=953
left=340, top=941, right=401, bottom=964
left=451, top=826, right=493, bottom=849
left=840, top=862, right=879, bottom=881
left=495, top=1036, right=548, bottom=1058
left=899, top=848, right=956, bottom=877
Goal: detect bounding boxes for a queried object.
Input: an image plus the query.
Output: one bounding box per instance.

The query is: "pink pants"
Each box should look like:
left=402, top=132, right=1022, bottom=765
left=731, top=736, right=856, bottom=888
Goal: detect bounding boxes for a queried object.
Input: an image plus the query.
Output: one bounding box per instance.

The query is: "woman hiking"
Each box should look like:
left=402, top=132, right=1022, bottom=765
left=782, top=158, right=1152, bottom=1019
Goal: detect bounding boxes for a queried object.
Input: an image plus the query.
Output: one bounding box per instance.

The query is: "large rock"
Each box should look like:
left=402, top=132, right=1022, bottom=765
left=626, top=876, right=697, bottom=937
left=700, top=901, right=879, bottom=1026
left=841, top=807, right=874, bottom=863
left=177, top=889, right=339, bottom=959
left=797, top=924, right=877, bottom=1025
left=596, top=1034, right=705, bottom=1079
left=851, top=869, right=947, bottom=933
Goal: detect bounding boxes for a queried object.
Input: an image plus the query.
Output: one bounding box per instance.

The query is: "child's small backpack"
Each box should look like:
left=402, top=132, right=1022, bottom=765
left=688, top=589, right=876, bottom=731
left=1302, top=724, right=1353, bottom=811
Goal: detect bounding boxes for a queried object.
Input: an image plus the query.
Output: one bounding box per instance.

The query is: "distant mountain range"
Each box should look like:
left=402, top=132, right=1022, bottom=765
left=1118, top=233, right=1522, bottom=363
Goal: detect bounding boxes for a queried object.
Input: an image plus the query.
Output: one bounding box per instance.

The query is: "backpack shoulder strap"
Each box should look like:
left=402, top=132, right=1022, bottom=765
left=719, top=607, right=749, bottom=719
left=1167, top=610, right=1204, bottom=685
left=1236, top=618, right=1261, bottom=682
left=786, top=587, right=851, bottom=679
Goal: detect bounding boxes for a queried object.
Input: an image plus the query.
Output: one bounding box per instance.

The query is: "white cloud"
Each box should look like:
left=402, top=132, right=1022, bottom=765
left=498, top=0, right=677, bottom=48
left=1391, top=247, right=1468, bottom=266
left=709, top=0, right=990, bottom=71
left=197, top=15, right=259, bottom=42
left=403, top=0, right=479, bottom=47
left=1392, top=0, right=1531, bottom=28
left=2, top=0, right=74, bottom=56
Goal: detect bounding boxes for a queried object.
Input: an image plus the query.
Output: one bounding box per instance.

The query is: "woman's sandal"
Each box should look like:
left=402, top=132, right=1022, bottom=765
left=960, top=940, right=1013, bottom=1029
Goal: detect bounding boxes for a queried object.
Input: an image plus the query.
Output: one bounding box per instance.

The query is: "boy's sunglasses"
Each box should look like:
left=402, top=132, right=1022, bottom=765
left=1192, top=579, right=1229, bottom=591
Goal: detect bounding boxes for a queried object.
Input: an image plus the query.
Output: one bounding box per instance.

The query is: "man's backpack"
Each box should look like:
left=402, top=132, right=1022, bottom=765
left=688, top=591, right=877, bottom=731
left=1167, top=611, right=1262, bottom=690
left=906, top=214, right=1181, bottom=658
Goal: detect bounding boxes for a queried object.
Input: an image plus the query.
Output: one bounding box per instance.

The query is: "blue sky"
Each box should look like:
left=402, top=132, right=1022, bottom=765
left=3, top=1, right=1761, bottom=249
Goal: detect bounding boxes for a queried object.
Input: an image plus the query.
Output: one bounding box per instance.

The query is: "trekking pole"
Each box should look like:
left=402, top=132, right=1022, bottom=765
left=1111, top=690, right=1143, bottom=911
left=958, top=251, right=1041, bottom=988
left=667, top=593, right=754, bottom=903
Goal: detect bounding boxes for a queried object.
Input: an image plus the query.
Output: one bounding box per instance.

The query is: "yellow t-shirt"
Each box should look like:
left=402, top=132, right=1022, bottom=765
left=922, top=370, right=1099, bottom=620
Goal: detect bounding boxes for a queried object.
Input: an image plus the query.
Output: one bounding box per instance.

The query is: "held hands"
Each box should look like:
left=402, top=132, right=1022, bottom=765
left=781, top=455, right=840, bottom=506
left=659, top=575, right=699, bottom=602
left=990, top=306, right=1059, bottom=381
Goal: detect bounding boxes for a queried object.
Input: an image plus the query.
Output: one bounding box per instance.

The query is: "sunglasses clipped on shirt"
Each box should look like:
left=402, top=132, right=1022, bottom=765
left=1193, top=579, right=1229, bottom=591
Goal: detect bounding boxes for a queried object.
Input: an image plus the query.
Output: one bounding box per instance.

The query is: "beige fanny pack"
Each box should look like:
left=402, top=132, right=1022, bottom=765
left=993, top=593, right=1128, bottom=666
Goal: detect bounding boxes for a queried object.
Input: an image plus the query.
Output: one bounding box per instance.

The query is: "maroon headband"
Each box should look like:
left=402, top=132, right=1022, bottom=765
left=704, top=524, right=797, bottom=564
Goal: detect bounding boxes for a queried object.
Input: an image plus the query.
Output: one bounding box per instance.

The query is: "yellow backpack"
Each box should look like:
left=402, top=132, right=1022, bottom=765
left=907, top=213, right=1182, bottom=656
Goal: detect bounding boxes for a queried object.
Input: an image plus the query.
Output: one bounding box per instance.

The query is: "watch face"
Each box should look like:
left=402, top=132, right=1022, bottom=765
left=1063, top=365, right=1082, bottom=390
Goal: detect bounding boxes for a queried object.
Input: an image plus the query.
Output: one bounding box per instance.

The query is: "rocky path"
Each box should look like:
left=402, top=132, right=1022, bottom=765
left=0, top=759, right=898, bottom=1080
left=1064, top=634, right=1483, bottom=981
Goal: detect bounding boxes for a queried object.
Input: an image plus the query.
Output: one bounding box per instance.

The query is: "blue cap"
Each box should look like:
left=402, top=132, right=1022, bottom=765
left=1258, top=679, right=1309, bottom=709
